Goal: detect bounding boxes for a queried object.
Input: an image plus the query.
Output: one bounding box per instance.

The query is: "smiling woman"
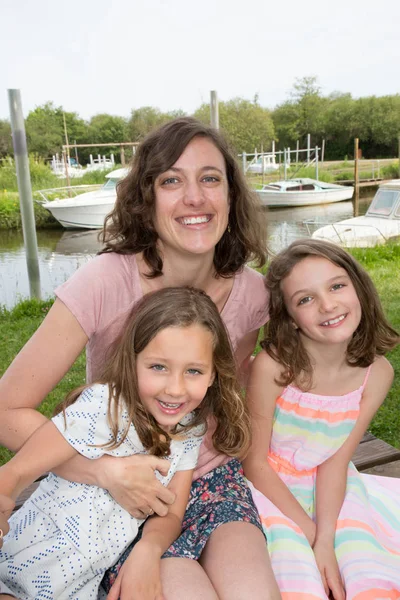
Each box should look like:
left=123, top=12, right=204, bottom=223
left=0, top=118, right=280, bottom=599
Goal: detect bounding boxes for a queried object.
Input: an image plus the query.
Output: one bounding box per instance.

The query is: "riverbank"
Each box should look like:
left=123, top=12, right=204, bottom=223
left=0, top=244, right=399, bottom=465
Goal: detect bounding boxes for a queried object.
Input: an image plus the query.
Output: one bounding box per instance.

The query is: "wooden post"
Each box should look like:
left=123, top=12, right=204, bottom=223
left=210, top=90, right=219, bottom=129
left=296, top=140, right=299, bottom=165
left=284, top=148, right=287, bottom=181
left=121, top=147, right=126, bottom=167
left=261, top=143, right=264, bottom=185
left=307, top=134, right=311, bottom=165
left=315, top=146, right=319, bottom=180
left=8, top=89, right=41, bottom=299
left=354, top=138, right=359, bottom=216
left=321, top=139, right=325, bottom=167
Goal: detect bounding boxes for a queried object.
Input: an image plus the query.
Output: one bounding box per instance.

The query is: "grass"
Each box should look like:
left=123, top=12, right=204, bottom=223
left=0, top=244, right=399, bottom=466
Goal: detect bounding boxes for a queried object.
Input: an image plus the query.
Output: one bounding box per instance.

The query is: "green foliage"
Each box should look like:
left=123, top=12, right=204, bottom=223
left=0, top=190, right=57, bottom=229
left=381, top=161, right=400, bottom=180
left=127, top=107, right=185, bottom=143
left=0, top=120, right=12, bottom=158
left=194, top=97, right=275, bottom=153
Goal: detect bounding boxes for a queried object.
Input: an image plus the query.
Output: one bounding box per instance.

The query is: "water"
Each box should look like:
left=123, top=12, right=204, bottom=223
left=0, top=197, right=372, bottom=309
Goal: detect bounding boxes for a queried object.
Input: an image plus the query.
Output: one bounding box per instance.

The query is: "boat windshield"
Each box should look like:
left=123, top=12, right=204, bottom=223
left=102, top=178, right=119, bottom=191
left=367, top=189, right=400, bottom=216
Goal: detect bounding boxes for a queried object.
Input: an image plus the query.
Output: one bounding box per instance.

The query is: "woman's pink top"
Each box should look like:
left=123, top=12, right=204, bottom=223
left=56, top=253, right=269, bottom=479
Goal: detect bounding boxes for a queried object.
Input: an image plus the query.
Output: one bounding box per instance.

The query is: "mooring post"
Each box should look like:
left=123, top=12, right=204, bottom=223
left=354, top=138, right=359, bottom=216
left=8, top=89, right=41, bottom=299
left=210, top=90, right=219, bottom=129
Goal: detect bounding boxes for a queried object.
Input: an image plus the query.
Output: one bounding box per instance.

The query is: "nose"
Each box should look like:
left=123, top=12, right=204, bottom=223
left=182, top=179, right=205, bottom=207
left=319, top=293, right=337, bottom=313
left=165, top=372, right=186, bottom=398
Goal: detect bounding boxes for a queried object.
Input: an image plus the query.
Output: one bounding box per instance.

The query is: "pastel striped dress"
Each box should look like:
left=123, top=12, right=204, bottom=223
left=248, top=367, right=400, bottom=600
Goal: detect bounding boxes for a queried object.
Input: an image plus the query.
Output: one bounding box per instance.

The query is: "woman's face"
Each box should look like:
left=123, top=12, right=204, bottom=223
left=153, top=136, right=230, bottom=259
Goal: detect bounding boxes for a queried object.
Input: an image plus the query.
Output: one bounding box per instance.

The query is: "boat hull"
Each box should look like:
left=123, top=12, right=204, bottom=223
left=43, top=199, right=115, bottom=229
left=256, top=187, right=354, bottom=208
left=312, top=218, right=400, bottom=248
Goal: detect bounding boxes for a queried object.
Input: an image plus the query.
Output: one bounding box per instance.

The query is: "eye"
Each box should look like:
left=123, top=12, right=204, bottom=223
left=187, top=368, right=202, bottom=375
left=150, top=364, right=166, bottom=372
left=161, top=176, right=179, bottom=186
left=331, top=283, right=345, bottom=291
left=298, top=296, right=312, bottom=306
left=202, top=175, right=219, bottom=183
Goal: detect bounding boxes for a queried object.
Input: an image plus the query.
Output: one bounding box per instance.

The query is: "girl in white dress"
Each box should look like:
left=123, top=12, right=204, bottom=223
left=0, top=287, right=250, bottom=600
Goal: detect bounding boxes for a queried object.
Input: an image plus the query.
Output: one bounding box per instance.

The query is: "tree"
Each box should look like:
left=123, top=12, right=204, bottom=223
left=25, top=102, right=88, bottom=160
left=194, top=98, right=275, bottom=153
left=0, top=120, right=13, bottom=158
left=127, top=107, right=185, bottom=142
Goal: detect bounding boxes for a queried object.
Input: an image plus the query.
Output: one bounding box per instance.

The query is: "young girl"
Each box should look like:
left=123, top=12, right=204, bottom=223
left=0, top=287, right=250, bottom=600
left=243, top=239, right=400, bottom=600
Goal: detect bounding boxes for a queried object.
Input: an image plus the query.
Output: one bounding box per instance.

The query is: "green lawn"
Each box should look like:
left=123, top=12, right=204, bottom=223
left=0, top=244, right=399, bottom=466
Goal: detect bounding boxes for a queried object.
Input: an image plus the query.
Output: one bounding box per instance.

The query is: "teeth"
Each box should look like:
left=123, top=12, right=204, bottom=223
left=321, top=315, right=346, bottom=326
left=159, top=401, right=182, bottom=409
left=181, top=216, right=209, bottom=225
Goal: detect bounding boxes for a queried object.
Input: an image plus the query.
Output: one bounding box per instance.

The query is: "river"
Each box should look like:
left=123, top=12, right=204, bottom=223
left=0, top=196, right=373, bottom=309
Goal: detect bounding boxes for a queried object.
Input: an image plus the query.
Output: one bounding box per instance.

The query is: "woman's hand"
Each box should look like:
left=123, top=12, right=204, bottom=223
left=313, top=539, right=345, bottom=600
left=98, top=454, right=176, bottom=519
left=0, top=495, right=14, bottom=549
left=107, top=541, right=164, bottom=600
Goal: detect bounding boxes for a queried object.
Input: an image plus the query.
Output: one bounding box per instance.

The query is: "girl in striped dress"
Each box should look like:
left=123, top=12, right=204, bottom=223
left=243, top=239, right=400, bottom=600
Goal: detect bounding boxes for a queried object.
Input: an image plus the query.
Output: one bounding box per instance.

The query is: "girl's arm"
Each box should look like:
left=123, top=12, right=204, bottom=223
left=107, top=469, right=193, bottom=600
left=242, top=351, right=317, bottom=546
left=0, top=420, right=78, bottom=500
left=314, top=357, right=394, bottom=598
left=0, top=298, right=175, bottom=517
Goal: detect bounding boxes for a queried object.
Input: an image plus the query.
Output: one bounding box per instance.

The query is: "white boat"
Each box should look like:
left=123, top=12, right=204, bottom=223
left=312, top=180, right=400, bottom=248
left=39, top=168, right=128, bottom=229
left=247, top=154, right=279, bottom=174
left=256, top=178, right=354, bottom=208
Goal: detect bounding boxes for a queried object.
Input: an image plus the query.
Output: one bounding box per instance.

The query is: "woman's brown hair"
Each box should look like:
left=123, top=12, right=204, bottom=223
left=262, top=239, right=399, bottom=388
left=56, top=287, right=250, bottom=458
left=100, top=117, right=267, bottom=277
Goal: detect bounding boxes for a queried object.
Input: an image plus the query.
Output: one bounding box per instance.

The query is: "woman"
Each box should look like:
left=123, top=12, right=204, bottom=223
left=0, top=118, right=280, bottom=599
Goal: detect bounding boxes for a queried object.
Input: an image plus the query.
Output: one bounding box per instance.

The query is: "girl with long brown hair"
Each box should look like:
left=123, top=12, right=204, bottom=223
left=0, top=287, right=251, bottom=598
left=243, top=239, right=400, bottom=599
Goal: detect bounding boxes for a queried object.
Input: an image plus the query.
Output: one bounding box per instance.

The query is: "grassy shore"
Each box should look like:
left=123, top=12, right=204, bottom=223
left=0, top=244, right=399, bottom=466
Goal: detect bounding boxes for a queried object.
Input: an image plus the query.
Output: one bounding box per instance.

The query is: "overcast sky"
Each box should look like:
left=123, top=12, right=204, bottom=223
left=2, top=0, right=399, bottom=121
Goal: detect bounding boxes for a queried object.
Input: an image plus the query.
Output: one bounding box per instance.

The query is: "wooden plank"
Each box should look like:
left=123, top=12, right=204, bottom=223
left=352, top=438, right=400, bottom=471
left=360, top=431, right=376, bottom=444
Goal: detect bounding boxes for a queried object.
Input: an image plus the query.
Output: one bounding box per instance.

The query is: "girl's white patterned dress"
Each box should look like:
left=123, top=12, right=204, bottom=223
left=0, top=384, right=203, bottom=599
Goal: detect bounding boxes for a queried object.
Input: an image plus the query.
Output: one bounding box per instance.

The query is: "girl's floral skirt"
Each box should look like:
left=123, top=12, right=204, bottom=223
left=102, top=458, right=262, bottom=591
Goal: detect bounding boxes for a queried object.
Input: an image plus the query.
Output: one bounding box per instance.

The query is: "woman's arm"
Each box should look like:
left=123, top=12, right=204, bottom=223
left=313, top=357, right=394, bottom=598
left=0, top=420, right=78, bottom=500
left=0, top=298, right=175, bottom=517
left=107, top=469, right=193, bottom=600
left=242, top=351, right=317, bottom=546
left=0, top=298, right=88, bottom=450
left=235, top=328, right=259, bottom=386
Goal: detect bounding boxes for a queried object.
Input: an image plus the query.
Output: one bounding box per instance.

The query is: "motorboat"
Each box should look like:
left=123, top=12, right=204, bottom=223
left=255, top=178, right=354, bottom=208
left=39, top=168, right=128, bottom=229
left=312, top=180, right=400, bottom=247
left=247, top=154, right=279, bottom=174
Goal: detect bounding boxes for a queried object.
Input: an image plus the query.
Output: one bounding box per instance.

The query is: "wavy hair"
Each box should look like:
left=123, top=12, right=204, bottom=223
left=56, top=287, right=250, bottom=458
left=100, top=117, right=267, bottom=277
left=262, top=239, right=399, bottom=388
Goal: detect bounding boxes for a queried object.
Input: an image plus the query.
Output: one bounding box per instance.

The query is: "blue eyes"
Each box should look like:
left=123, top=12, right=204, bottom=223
left=297, top=283, right=346, bottom=306
left=160, top=175, right=219, bottom=186
left=149, top=365, right=202, bottom=375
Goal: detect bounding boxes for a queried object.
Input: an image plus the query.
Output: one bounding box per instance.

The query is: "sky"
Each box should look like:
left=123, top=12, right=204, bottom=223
left=2, top=0, right=400, bottom=122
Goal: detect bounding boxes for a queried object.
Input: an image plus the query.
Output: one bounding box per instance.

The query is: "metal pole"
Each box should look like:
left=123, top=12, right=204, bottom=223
left=210, top=90, right=219, bottom=129
left=321, top=139, right=325, bottom=166
left=398, top=135, right=400, bottom=179
left=307, top=134, right=311, bottom=165
left=315, top=146, right=319, bottom=180
left=8, top=89, right=41, bottom=299
left=296, top=140, right=299, bottom=165
left=354, top=138, right=359, bottom=216
left=261, top=143, right=264, bottom=185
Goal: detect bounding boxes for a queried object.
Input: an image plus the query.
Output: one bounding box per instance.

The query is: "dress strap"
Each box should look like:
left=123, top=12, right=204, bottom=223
left=361, top=364, right=373, bottom=390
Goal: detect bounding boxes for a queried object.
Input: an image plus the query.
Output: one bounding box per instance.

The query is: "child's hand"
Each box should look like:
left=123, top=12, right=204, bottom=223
left=0, top=494, right=14, bottom=549
left=106, top=541, right=164, bottom=600
left=313, top=539, right=345, bottom=600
